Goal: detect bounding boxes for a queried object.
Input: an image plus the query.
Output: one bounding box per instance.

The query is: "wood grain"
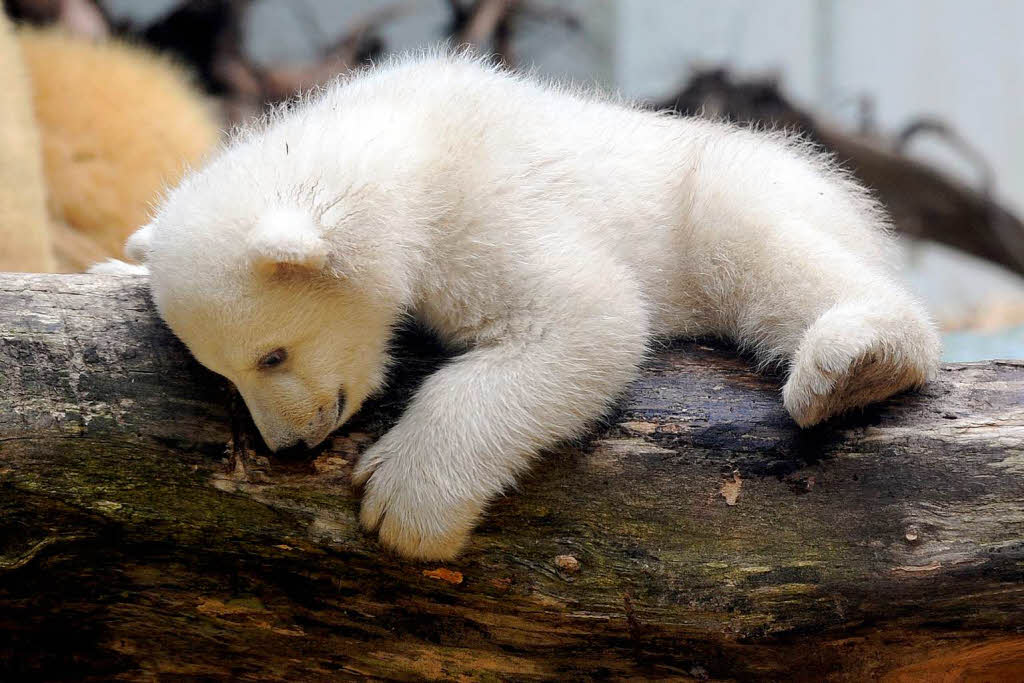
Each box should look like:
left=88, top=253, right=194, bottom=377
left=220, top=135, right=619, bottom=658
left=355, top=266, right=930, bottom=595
left=1, top=273, right=1022, bottom=680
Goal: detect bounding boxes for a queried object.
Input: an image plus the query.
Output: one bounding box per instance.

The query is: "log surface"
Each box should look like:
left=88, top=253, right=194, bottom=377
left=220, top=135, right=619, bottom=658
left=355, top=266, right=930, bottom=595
left=1, top=274, right=1022, bottom=681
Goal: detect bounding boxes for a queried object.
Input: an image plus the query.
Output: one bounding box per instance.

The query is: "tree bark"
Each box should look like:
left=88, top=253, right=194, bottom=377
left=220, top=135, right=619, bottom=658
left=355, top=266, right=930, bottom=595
left=1, top=273, right=1022, bottom=681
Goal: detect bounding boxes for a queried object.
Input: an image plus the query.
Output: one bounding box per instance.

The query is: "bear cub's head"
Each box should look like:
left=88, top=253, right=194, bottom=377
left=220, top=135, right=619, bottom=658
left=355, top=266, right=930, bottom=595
left=121, top=202, right=403, bottom=452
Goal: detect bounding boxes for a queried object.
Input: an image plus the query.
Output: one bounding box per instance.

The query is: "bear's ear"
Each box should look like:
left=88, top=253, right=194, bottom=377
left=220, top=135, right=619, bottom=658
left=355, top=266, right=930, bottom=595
left=247, top=209, right=330, bottom=275
left=125, top=223, right=155, bottom=263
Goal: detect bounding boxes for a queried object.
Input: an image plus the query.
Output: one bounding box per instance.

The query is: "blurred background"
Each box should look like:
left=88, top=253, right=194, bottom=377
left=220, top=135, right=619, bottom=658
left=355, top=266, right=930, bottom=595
left=3, top=0, right=1024, bottom=361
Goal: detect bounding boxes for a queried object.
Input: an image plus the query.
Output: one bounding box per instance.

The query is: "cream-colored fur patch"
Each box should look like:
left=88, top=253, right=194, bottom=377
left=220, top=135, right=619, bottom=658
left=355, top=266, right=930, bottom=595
left=15, top=28, right=220, bottom=271
left=0, top=13, right=54, bottom=272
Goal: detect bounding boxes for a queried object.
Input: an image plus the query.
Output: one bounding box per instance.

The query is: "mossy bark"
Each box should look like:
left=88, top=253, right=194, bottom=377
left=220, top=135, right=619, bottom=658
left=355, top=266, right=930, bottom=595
left=1, top=274, right=1022, bottom=681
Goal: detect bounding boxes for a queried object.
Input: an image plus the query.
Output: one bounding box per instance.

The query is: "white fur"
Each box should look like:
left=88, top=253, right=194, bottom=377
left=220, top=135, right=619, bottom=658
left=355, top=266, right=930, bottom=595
left=89, top=259, right=148, bottom=276
left=106, top=52, right=940, bottom=560
left=124, top=223, right=155, bottom=263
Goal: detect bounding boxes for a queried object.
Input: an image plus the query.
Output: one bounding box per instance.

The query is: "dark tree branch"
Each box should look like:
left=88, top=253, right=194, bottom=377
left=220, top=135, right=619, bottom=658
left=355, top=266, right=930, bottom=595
left=657, top=69, right=1024, bottom=276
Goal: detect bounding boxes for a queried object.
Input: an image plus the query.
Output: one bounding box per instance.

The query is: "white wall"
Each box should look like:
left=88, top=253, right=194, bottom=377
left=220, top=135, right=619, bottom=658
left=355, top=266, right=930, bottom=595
left=613, top=0, right=1024, bottom=216
left=615, top=0, right=822, bottom=104
left=829, top=0, right=1024, bottom=210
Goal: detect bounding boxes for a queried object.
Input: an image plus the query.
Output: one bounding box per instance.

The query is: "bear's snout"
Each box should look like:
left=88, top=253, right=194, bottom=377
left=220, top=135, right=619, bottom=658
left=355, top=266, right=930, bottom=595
left=246, top=385, right=348, bottom=452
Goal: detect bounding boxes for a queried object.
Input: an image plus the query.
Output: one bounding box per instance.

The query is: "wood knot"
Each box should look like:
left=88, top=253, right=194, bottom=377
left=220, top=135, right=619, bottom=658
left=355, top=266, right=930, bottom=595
left=554, top=554, right=580, bottom=573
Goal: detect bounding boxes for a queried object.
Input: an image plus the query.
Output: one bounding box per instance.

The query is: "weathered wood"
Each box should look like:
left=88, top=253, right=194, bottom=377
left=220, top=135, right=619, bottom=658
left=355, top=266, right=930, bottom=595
left=1, top=273, right=1022, bottom=681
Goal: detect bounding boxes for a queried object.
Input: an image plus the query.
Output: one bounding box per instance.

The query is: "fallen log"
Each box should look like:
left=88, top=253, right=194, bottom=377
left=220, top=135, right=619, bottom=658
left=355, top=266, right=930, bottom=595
left=1, top=273, right=1022, bottom=681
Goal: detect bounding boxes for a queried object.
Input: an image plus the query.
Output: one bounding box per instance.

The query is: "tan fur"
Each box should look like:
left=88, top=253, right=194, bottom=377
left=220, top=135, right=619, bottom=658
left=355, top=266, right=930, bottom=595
left=0, top=13, right=55, bottom=272
left=17, top=28, right=220, bottom=267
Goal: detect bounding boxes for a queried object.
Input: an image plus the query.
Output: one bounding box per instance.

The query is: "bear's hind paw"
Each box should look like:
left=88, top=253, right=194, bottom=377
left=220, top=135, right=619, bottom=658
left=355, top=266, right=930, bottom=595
left=782, top=302, right=940, bottom=428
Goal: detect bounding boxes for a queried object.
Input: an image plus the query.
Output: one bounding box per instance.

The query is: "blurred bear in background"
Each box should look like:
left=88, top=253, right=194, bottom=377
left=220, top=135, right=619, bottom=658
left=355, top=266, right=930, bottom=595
left=0, top=12, right=219, bottom=272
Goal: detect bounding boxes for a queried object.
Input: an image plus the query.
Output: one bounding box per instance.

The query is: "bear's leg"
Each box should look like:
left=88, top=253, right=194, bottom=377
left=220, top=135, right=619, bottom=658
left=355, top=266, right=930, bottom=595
left=706, top=221, right=940, bottom=427
left=352, top=271, right=650, bottom=560
left=781, top=298, right=940, bottom=427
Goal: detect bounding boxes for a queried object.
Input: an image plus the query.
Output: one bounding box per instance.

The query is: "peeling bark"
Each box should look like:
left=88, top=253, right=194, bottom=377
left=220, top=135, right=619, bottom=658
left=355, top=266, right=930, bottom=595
left=1, top=273, right=1022, bottom=681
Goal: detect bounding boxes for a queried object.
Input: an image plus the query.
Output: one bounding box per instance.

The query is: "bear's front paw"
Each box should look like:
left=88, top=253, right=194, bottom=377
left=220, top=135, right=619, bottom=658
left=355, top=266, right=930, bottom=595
left=783, top=301, right=940, bottom=427
left=352, top=443, right=483, bottom=560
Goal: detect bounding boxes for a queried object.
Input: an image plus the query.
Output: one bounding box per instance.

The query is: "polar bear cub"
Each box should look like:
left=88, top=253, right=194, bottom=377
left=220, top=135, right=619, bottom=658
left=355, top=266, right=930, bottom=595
left=96, top=53, right=940, bottom=560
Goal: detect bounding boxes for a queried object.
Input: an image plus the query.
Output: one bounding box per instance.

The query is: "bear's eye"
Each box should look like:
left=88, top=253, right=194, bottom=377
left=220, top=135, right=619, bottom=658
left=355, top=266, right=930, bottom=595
left=257, top=348, right=287, bottom=370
